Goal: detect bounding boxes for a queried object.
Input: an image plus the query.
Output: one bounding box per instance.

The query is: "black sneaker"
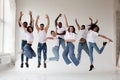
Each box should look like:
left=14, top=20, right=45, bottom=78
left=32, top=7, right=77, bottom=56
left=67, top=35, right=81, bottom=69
left=37, top=62, right=41, bottom=68
left=20, top=63, right=24, bottom=68
left=25, top=62, right=29, bottom=68
left=89, top=65, right=94, bottom=71
left=44, top=63, right=47, bottom=68
left=103, top=42, right=107, bottom=46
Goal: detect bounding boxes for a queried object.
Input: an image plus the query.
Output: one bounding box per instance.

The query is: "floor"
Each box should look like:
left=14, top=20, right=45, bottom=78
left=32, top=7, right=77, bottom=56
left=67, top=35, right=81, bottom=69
left=0, top=54, right=120, bottom=80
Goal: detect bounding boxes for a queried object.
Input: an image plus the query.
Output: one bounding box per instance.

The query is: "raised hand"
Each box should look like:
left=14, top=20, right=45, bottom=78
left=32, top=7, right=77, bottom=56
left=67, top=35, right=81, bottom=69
left=45, top=14, right=49, bottom=19
left=29, top=11, right=32, bottom=16
left=20, top=11, right=23, bottom=17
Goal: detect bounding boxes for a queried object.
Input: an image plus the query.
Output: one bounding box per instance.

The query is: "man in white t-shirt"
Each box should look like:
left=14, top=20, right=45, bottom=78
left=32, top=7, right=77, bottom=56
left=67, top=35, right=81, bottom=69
left=35, top=15, right=50, bottom=68
left=17, top=11, right=33, bottom=68
left=46, top=30, right=59, bottom=61
left=55, top=14, right=66, bottom=51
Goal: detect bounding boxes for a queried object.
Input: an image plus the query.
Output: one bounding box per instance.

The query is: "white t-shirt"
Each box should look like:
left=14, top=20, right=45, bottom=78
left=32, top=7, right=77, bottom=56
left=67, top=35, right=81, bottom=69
left=87, top=30, right=98, bottom=43
left=38, top=30, right=47, bottom=43
left=64, top=31, right=76, bottom=41
left=52, top=37, right=59, bottom=46
left=57, top=26, right=66, bottom=39
left=78, top=29, right=88, bottom=40
left=19, top=27, right=27, bottom=40
left=26, top=32, right=34, bottom=42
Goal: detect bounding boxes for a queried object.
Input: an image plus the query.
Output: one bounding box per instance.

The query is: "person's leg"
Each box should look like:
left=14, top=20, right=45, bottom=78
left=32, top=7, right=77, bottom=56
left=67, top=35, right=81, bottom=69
left=92, top=43, right=105, bottom=54
left=69, top=43, right=79, bottom=66
left=88, top=42, right=94, bottom=71
left=43, top=43, right=47, bottom=68
left=77, top=42, right=83, bottom=62
left=20, top=40, right=27, bottom=68
left=37, top=43, right=42, bottom=68
left=60, top=38, right=65, bottom=49
left=62, top=43, right=71, bottom=65
left=49, top=46, right=59, bottom=61
left=83, top=42, right=92, bottom=64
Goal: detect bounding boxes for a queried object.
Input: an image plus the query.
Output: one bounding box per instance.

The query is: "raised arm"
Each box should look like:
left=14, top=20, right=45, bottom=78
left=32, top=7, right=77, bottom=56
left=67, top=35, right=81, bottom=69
left=75, top=19, right=80, bottom=30
left=64, top=14, right=69, bottom=28
left=35, top=16, right=40, bottom=32
left=18, top=11, right=23, bottom=27
left=89, top=17, right=93, bottom=24
left=55, top=13, right=62, bottom=27
left=45, top=14, right=50, bottom=33
left=29, top=11, right=33, bottom=26
left=98, top=34, right=113, bottom=42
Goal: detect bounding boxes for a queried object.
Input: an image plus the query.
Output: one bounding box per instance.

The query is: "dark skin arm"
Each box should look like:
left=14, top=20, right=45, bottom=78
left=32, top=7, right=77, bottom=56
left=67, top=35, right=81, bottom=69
left=18, top=11, right=23, bottom=27
left=75, top=19, right=80, bottom=30
left=55, top=13, right=62, bottom=27
left=29, top=11, right=33, bottom=27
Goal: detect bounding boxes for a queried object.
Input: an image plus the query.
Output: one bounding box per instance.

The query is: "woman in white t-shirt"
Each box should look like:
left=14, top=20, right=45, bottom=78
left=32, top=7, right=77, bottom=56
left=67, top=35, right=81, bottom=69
left=62, top=15, right=79, bottom=66
left=18, top=11, right=35, bottom=68
left=46, top=30, right=59, bottom=61
left=87, top=23, right=113, bottom=71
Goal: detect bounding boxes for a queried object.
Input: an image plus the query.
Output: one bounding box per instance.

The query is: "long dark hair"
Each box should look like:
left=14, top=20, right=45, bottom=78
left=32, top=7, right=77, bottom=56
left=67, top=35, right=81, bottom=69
left=27, top=26, right=33, bottom=33
left=89, top=24, right=100, bottom=33
left=68, top=26, right=76, bottom=34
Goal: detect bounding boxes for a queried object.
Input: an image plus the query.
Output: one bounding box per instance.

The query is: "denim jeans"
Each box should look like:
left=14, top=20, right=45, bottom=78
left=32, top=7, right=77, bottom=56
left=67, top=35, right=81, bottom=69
left=58, top=37, right=65, bottom=50
left=88, top=42, right=105, bottom=64
left=62, top=42, right=79, bottom=66
left=49, top=46, right=59, bottom=61
left=37, top=43, right=47, bottom=63
left=77, top=42, right=92, bottom=64
left=23, top=44, right=36, bottom=59
left=21, top=40, right=28, bottom=62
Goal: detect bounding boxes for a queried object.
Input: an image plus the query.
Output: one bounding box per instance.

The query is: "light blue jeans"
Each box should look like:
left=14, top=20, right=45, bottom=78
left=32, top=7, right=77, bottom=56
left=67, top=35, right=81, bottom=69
left=37, top=43, right=47, bottom=63
left=23, top=44, right=36, bottom=59
left=88, top=42, right=105, bottom=64
left=77, top=42, right=92, bottom=64
left=49, top=46, right=59, bottom=61
left=58, top=37, right=65, bottom=50
left=62, top=42, right=79, bottom=66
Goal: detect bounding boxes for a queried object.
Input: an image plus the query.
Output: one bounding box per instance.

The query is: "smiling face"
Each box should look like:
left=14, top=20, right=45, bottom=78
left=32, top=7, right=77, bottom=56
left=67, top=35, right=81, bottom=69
left=51, top=31, right=56, bottom=37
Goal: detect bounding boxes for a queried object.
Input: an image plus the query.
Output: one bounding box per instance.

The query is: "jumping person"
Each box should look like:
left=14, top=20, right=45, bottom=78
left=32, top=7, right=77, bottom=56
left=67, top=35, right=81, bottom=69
left=18, top=11, right=33, bottom=68
left=35, top=14, right=50, bottom=68
left=55, top=14, right=66, bottom=52
left=87, top=23, right=113, bottom=71
left=75, top=19, right=93, bottom=68
left=19, top=11, right=36, bottom=68
left=46, top=30, right=59, bottom=61
left=62, top=15, right=79, bottom=66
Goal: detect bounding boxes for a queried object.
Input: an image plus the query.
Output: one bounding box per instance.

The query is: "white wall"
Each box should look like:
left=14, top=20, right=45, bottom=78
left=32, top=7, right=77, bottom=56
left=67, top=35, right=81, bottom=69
left=16, top=0, right=115, bottom=71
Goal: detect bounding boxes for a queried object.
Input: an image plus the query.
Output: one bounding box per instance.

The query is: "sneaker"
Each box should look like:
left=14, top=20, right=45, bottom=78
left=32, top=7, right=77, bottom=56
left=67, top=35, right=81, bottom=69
left=37, top=62, right=41, bottom=68
left=44, top=63, right=47, bottom=68
left=20, top=63, right=24, bottom=68
left=89, top=65, right=95, bottom=71
left=103, top=42, right=107, bottom=46
left=25, top=62, right=29, bottom=68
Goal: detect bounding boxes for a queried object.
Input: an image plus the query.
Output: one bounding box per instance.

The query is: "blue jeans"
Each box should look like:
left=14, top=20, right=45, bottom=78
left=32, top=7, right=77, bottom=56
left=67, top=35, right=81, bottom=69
left=37, top=43, right=47, bottom=63
left=62, top=42, right=79, bottom=66
left=49, top=46, right=59, bottom=61
left=58, top=37, right=65, bottom=50
left=88, top=42, right=105, bottom=64
left=21, top=40, right=28, bottom=62
left=77, top=42, right=92, bottom=64
left=23, top=44, right=36, bottom=59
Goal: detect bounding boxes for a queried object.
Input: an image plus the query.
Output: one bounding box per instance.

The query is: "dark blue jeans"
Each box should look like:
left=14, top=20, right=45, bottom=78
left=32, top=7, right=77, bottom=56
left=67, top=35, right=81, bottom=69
left=37, top=43, right=47, bottom=63
left=62, top=42, right=79, bottom=66
left=21, top=40, right=28, bottom=62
